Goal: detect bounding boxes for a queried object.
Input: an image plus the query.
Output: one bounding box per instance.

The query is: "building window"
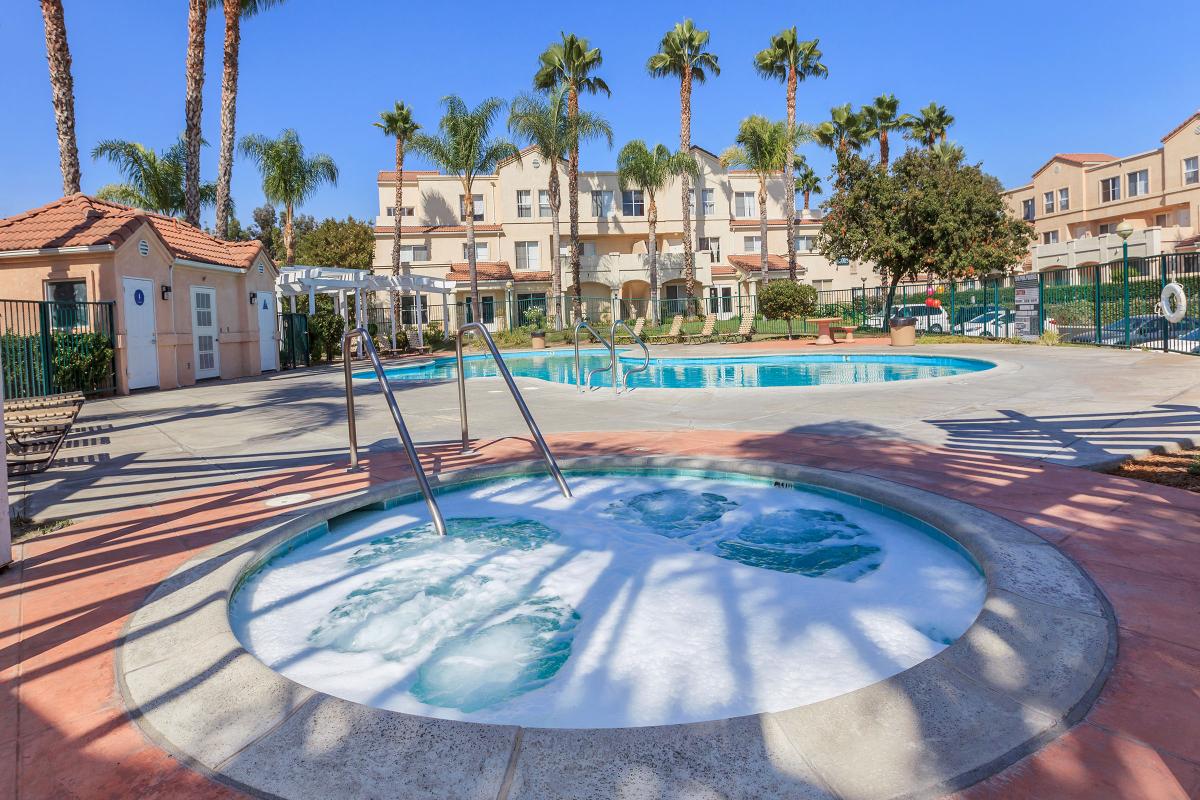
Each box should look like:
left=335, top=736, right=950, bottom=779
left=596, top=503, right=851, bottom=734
left=385, top=206, right=394, bottom=217
left=1100, top=176, right=1120, bottom=203
left=1058, top=188, right=1070, bottom=211
left=743, top=235, right=761, bottom=254
left=690, top=188, right=715, bottom=215
left=538, top=190, right=552, bottom=216
left=516, top=190, right=532, bottom=218
left=698, top=236, right=720, bottom=261
left=458, top=197, right=482, bottom=225
left=46, top=280, right=87, bottom=305
left=514, top=241, right=540, bottom=270
left=461, top=241, right=490, bottom=261
left=734, top=192, right=757, bottom=218
left=1185, top=156, right=1199, bottom=186
left=795, top=235, right=814, bottom=252
left=621, top=190, right=644, bottom=217
left=387, top=206, right=414, bottom=218
left=464, top=296, right=495, bottom=325
left=1042, top=231, right=1059, bottom=245
left=1021, top=199, right=1035, bottom=221
left=399, top=243, right=429, bottom=262
left=1155, top=214, right=1169, bottom=228
left=812, top=279, right=833, bottom=292
left=1043, top=191, right=1054, bottom=214
left=400, top=295, right=429, bottom=325
left=516, top=292, right=547, bottom=318
left=591, top=190, right=614, bottom=217
left=1098, top=223, right=1116, bottom=235
left=1127, top=169, right=1149, bottom=198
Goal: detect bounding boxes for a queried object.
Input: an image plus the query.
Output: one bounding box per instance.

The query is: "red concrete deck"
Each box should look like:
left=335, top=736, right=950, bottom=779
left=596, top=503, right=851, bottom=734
left=3, top=431, right=1198, bottom=799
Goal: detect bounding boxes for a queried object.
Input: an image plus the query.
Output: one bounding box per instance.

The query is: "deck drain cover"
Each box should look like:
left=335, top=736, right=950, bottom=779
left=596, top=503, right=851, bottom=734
left=264, top=493, right=312, bottom=508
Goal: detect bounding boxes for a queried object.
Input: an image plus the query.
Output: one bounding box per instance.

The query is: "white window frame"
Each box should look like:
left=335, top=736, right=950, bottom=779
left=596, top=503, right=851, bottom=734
left=1058, top=187, right=1069, bottom=211
left=458, top=194, right=485, bottom=222
left=1100, top=176, right=1120, bottom=203
left=1127, top=169, right=1149, bottom=198
left=1021, top=199, right=1035, bottom=221
left=514, top=241, right=540, bottom=270
left=516, top=189, right=532, bottom=218
left=1185, top=156, right=1200, bottom=186
left=1042, top=230, right=1059, bottom=245
left=698, top=236, right=720, bottom=261
left=461, top=241, right=490, bottom=261
left=734, top=192, right=757, bottom=218
left=399, top=243, right=429, bottom=263
left=538, top=190, right=552, bottom=216
left=743, top=235, right=762, bottom=254
left=702, top=188, right=715, bottom=215
left=591, top=190, right=614, bottom=218
left=1098, top=223, right=1116, bottom=235
left=794, top=235, right=814, bottom=253
left=1043, top=191, right=1054, bottom=214
left=621, top=190, right=644, bottom=217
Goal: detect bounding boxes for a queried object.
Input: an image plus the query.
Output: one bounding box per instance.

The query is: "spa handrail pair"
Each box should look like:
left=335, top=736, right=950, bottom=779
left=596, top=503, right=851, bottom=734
left=572, top=319, right=650, bottom=393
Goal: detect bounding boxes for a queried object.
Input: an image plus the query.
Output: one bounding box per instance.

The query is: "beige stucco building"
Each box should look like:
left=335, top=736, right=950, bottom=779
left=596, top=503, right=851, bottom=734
left=1002, top=110, right=1200, bottom=277
left=372, top=146, right=877, bottom=329
left=0, top=194, right=280, bottom=395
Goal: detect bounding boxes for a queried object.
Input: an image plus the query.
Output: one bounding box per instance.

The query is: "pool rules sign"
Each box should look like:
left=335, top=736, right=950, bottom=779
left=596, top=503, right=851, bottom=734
left=1014, top=273, right=1041, bottom=340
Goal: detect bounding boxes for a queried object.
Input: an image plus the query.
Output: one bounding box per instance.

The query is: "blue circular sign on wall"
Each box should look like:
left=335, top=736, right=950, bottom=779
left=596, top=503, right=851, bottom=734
left=134, top=289, right=145, bottom=306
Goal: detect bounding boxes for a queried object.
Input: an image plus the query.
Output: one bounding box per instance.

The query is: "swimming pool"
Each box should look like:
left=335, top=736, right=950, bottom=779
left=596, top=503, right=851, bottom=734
left=362, top=350, right=994, bottom=389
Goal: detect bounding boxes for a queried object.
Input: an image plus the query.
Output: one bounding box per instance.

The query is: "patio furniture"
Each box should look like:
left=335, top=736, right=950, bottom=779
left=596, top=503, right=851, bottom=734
left=684, top=314, right=718, bottom=344
left=614, top=317, right=645, bottom=342
left=5, top=392, right=85, bottom=476
left=718, top=315, right=756, bottom=343
left=648, top=315, right=684, bottom=344
left=832, top=324, right=857, bottom=343
left=809, top=316, right=843, bottom=345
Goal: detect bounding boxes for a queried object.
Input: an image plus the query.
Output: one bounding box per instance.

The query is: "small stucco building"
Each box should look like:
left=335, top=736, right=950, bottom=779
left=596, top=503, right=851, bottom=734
left=0, top=194, right=280, bottom=394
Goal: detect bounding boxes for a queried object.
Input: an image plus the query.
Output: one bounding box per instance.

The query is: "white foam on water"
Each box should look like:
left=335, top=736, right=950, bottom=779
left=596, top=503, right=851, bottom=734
left=231, top=474, right=986, bottom=728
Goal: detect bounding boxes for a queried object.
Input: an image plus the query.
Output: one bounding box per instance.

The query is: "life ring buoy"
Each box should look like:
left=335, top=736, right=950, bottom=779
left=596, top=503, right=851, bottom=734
left=1157, top=283, right=1187, bottom=324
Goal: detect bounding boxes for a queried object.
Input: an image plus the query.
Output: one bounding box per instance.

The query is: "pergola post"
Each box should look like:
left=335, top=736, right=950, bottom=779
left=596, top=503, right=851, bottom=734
left=442, top=292, right=451, bottom=336
left=414, top=291, right=425, bottom=348
left=307, top=283, right=315, bottom=315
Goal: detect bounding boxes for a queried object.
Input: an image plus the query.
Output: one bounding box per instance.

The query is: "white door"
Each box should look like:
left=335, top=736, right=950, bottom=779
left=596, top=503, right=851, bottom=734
left=191, top=286, right=220, bottom=379
left=257, top=291, right=278, bottom=372
left=122, top=277, right=159, bottom=389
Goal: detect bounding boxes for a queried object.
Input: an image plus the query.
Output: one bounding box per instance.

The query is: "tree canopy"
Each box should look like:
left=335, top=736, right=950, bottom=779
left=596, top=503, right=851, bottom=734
left=294, top=216, right=374, bottom=269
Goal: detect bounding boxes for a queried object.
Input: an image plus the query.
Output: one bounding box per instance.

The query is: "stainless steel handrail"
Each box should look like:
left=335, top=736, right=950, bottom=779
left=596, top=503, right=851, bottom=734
left=610, top=320, right=650, bottom=392
left=342, top=327, right=447, bottom=536
left=455, top=322, right=571, bottom=498
left=573, top=319, right=614, bottom=392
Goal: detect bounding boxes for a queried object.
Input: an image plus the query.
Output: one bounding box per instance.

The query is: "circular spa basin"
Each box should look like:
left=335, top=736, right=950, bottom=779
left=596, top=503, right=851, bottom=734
left=230, top=470, right=986, bottom=728
left=362, top=351, right=994, bottom=389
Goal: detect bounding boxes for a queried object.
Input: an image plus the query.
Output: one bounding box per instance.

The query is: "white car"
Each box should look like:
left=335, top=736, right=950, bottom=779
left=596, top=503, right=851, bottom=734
left=866, top=304, right=950, bottom=333
left=960, top=309, right=1058, bottom=338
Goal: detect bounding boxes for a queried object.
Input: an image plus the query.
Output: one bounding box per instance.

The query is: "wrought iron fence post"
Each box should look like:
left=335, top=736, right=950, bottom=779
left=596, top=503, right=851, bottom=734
left=1122, top=245, right=1131, bottom=348
left=1093, top=265, right=1102, bottom=345
left=37, top=301, right=53, bottom=396
left=949, top=282, right=956, bottom=334
left=1038, top=272, right=1046, bottom=334
left=1160, top=253, right=1169, bottom=352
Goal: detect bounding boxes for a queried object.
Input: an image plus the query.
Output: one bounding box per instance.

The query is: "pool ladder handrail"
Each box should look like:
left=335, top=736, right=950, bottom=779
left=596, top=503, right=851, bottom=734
left=573, top=319, right=615, bottom=392
left=610, top=319, right=650, bottom=393
left=455, top=322, right=571, bottom=498
left=342, top=327, right=447, bottom=536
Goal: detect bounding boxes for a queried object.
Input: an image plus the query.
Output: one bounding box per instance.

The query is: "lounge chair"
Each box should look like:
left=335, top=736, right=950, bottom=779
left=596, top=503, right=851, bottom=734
left=717, top=315, right=755, bottom=343
left=5, top=391, right=84, bottom=476
left=614, top=317, right=646, bottom=342
left=648, top=315, right=684, bottom=344
left=683, top=313, right=718, bottom=344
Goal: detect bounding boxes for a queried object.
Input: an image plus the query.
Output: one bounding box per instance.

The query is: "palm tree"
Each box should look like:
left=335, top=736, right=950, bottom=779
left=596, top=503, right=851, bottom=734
left=92, top=138, right=217, bottom=216
left=907, top=102, right=955, bottom=147
left=39, top=0, right=80, bottom=195
left=534, top=33, right=610, bottom=322
left=410, top=96, right=519, bottom=322
left=861, top=93, right=912, bottom=168
left=793, top=156, right=822, bottom=216
left=814, top=103, right=867, bottom=159
left=720, top=116, right=803, bottom=283
left=239, top=129, right=338, bottom=265
left=647, top=19, right=719, bottom=306
left=374, top=102, right=420, bottom=279
left=930, top=140, right=965, bottom=165
left=616, top=141, right=699, bottom=324
left=183, top=0, right=207, bottom=227
left=754, top=30, right=826, bottom=280
left=509, top=88, right=612, bottom=328
left=208, top=0, right=286, bottom=239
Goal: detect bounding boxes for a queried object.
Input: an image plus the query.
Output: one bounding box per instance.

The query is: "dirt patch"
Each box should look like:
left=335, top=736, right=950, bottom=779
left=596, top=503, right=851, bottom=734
left=1107, top=448, right=1200, bottom=493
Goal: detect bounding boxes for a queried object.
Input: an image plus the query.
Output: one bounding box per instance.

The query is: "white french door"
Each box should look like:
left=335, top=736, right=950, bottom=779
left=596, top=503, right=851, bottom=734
left=191, top=286, right=220, bottom=379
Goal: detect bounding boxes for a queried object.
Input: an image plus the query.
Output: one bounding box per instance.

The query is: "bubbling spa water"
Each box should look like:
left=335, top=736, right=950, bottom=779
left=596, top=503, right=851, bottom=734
left=231, top=473, right=985, bottom=728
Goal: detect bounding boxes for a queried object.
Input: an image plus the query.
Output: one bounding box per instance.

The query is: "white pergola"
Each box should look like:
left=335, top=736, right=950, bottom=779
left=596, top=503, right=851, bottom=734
left=276, top=266, right=454, bottom=349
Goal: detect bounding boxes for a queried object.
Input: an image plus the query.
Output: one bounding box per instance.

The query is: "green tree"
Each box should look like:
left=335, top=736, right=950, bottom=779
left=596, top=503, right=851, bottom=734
left=794, top=155, right=822, bottom=216
left=410, top=96, right=520, bottom=321
left=534, top=33, right=610, bottom=321
left=616, top=141, right=699, bottom=324
left=757, top=280, right=817, bottom=339
left=39, top=0, right=81, bottom=195
left=208, top=0, right=287, bottom=238
left=295, top=217, right=374, bottom=269
left=720, top=116, right=806, bottom=282
left=509, top=87, right=612, bottom=327
left=183, top=0, right=207, bottom=227
left=755, top=29, right=826, bottom=280
left=250, top=204, right=279, bottom=257
left=860, top=93, right=911, bottom=168
left=239, top=129, right=338, bottom=265
left=817, top=147, right=1033, bottom=328
left=815, top=103, right=868, bottom=161
left=91, top=138, right=216, bottom=215
left=648, top=19, right=719, bottom=304
left=906, top=102, right=955, bottom=147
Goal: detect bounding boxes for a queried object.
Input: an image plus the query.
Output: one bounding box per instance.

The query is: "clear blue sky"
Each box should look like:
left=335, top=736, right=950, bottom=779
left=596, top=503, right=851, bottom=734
left=2, top=0, right=1197, bottom=226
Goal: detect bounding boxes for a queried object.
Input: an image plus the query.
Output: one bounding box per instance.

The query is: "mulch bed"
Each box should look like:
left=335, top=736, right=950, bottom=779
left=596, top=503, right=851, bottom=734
left=1107, top=447, right=1200, bottom=493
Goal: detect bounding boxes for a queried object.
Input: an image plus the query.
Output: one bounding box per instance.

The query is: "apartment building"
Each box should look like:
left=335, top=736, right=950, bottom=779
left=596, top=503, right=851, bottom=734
left=372, top=145, right=875, bottom=329
left=1002, top=110, right=1200, bottom=276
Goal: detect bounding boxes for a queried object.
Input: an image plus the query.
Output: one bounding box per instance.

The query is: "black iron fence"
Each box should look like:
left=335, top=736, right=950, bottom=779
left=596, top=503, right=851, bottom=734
left=0, top=299, right=117, bottom=399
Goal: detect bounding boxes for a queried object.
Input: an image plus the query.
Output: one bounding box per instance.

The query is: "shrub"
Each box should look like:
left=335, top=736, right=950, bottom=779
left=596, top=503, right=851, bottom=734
left=424, top=322, right=446, bottom=351
left=308, top=309, right=345, bottom=361
left=0, top=330, right=114, bottom=396
left=757, top=281, right=818, bottom=339
left=522, top=306, right=547, bottom=333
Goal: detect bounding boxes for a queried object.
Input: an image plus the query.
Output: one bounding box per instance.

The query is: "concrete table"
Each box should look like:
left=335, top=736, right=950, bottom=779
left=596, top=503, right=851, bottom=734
left=809, top=317, right=843, bottom=345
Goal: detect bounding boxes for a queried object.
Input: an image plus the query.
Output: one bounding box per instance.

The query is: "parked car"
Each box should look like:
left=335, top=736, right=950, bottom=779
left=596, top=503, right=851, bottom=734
left=1078, top=315, right=1200, bottom=346
left=1153, top=325, right=1200, bottom=354
left=866, top=304, right=950, bottom=333
left=960, top=309, right=1058, bottom=338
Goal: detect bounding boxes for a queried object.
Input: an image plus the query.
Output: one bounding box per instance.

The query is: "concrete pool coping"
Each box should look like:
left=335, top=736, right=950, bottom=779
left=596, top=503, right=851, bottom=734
left=116, top=455, right=1115, bottom=800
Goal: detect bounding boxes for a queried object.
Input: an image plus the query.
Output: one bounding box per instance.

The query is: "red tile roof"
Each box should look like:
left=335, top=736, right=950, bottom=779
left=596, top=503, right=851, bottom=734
left=1176, top=235, right=1199, bottom=252
left=727, top=254, right=790, bottom=271
left=1161, top=111, right=1200, bottom=143
left=0, top=194, right=266, bottom=269
left=376, top=170, right=440, bottom=182
left=512, top=270, right=551, bottom=282
left=374, top=224, right=502, bottom=235
left=710, top=265, right=738, bottom=277
left=443, top=262, right=550, bottom=283
left=1055, top=153, right=1117, bottom=165
left=729, top=219, right=791, bottom=229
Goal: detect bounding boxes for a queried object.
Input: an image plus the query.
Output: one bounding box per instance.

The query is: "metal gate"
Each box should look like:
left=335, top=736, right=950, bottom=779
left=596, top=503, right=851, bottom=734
left=0, top=299, right=116, bottom=399
left=280, top=312, right=311, bottom=370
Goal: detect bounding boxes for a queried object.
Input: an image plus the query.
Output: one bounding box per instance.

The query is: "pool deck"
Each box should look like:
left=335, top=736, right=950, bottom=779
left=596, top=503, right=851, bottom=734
left=4, top=428, right=1200, bottom=798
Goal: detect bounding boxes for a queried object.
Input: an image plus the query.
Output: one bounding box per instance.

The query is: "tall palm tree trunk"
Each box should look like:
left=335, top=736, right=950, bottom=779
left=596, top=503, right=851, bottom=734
left=283, top=202, right=295, bottom=265
left=548, top=166, right=562, bottom=328
left=214, top=2, right=239, bottom=238
left=784, top=65, right=798, bottom=282
left=567, top=88, right=582, bottom=322
left=803, top=190, right=811, bottom=213
left=648, top=192, right=660, bottom=325
left=464, top=191, right=480, bottom=323
left=40, top=0, right=80, bottom=196
left=758, top=178, right=769, bottom=282
left=880, top=129, right=890, bottom=169
left=679, top=67, right=695, bottom=311
left=391, top=140, right=406, bottom=329
left=183, top=0, right=206, bottom=227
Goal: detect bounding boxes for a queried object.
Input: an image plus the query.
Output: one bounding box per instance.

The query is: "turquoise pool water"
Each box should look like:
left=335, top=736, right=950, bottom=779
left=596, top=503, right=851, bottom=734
left=360, top=349, right=993, bottom=389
